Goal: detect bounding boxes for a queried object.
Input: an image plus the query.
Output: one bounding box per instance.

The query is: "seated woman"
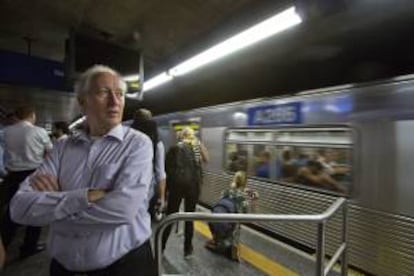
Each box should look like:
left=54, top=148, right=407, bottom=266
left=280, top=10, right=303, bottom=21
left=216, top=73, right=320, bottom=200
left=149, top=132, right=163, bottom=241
left=205, top=171, right=258, bottom=261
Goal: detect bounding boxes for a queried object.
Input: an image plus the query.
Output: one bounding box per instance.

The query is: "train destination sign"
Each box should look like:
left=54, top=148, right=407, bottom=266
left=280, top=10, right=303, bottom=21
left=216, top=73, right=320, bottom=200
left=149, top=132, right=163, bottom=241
left=247, top=102, right=302, bottom=125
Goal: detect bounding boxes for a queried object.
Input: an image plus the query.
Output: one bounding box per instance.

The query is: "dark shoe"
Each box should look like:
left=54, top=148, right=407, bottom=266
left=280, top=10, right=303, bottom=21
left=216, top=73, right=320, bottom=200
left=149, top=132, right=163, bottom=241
left=20, top=244, right=45, bottom=259
left=229, top=245, right=240, bottom=262
left=204, top=240, right=218, bottom=251
left=184, top=245, right=193, bottom=258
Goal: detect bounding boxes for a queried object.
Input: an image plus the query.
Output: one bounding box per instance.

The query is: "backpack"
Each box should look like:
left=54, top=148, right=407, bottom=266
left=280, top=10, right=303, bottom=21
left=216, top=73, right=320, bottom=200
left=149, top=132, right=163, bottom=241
left=208, top=196, right=238, bottom=240
left=166, top=142, right=201, bottom=188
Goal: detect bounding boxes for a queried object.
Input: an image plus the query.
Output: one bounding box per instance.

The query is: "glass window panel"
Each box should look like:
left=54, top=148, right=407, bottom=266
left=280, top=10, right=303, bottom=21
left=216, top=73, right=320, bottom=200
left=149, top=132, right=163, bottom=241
left=276, top=130, right=352, bottom=144
left=248, top=131, right=273, bottom=141
left=227, top=131, right=248, bottom=140
left=225, top=143, right=248, bottom=172
left=276, top=146, right=352, bottom=194
left=252, top=144, right=273, bottom=179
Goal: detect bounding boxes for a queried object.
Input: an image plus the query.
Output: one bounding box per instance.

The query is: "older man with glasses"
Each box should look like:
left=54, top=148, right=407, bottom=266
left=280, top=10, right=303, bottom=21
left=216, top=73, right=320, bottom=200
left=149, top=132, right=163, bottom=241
left=9, top=65, right=156, bottom=275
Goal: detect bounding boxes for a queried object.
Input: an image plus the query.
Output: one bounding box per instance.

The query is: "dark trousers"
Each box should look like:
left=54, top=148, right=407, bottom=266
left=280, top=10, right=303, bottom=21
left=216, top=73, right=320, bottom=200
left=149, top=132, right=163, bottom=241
left=148, top=187, right=159, bottom=220
left=0, top=170, right=42, bottom=253
left=50, top=240, right=156, bottom=276
left=162, top=181, right=200, bottom=252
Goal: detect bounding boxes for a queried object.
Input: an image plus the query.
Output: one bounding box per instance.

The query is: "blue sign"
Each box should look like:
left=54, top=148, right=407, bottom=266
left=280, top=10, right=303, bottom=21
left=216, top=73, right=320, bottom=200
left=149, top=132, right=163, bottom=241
left=0, top=50, right=68, bottom=91
left=247, top=102, right=302, bottom=125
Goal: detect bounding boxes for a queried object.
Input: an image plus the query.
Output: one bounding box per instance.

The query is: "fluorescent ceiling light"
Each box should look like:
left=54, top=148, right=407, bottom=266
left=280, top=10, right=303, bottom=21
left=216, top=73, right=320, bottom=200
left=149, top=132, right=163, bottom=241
left=142, top=6, right=301, bottom=92
left=297, top=84, right=354, bottom=96
left=168, top=6, right=302, bottom=77
left=143, top=72, right=173, bottom=92
left=123, top=74, right=140, bottom=82
left=126, top=92, right=139, bottom=98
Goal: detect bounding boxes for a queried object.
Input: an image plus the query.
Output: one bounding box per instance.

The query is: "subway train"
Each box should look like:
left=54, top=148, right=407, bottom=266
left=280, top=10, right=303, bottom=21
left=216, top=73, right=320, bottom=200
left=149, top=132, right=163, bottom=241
left=153, top=74, right=414, bottom=276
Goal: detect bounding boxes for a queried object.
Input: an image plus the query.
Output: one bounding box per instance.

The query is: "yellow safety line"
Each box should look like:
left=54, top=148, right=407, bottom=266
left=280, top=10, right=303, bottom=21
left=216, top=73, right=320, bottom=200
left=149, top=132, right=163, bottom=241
left=194, top=221, right=297, bottom=276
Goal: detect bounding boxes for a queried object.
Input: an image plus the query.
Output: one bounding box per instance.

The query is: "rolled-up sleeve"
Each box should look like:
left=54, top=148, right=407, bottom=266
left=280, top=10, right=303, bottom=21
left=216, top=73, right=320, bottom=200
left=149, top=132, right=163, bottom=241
left=155, top=141, right=166, bottom=183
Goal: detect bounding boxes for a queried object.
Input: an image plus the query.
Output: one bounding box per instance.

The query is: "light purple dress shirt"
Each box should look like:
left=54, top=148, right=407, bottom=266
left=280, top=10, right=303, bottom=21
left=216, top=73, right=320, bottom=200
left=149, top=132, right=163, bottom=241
left=10, top=124, right=153, bottom=271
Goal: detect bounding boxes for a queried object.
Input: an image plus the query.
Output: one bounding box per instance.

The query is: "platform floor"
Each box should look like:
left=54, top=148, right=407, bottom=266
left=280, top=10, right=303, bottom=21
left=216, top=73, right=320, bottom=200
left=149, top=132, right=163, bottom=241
left=1, top=225, right=264, bottom=276
left=1, top=215, right=365, bottom=276
left=1, top=227, right=49, bottom=276
left=161, top=222, right=265, bottom=276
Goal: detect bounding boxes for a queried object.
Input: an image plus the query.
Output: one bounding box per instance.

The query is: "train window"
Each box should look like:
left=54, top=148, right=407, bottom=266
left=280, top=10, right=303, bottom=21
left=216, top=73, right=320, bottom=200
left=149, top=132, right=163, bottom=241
left=276, top=146, right=351, bottom=194
left=225, top=128, right=353, bottom=194
left=227, top=131, right=248, bottom=141
left=248, top=131, right=273, bottom=141
left=276, top=130, right=351, bottom=144
left=225, top=143, right=248, bottom=172
left=251, top=144, right=273, bottom=179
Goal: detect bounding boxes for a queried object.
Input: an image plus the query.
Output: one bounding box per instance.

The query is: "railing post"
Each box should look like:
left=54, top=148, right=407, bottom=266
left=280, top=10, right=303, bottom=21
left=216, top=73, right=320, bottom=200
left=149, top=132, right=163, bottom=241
left=341, top=201, right=348, bottom=276
left=316, top=221, right=325, bottom=276
left=155, top=219, right=171, bottom=276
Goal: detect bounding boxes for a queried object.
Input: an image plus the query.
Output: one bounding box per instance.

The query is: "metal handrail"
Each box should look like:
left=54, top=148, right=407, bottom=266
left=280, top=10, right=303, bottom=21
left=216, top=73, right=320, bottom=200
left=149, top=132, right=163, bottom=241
left=154, top=197, right=347, bottom=276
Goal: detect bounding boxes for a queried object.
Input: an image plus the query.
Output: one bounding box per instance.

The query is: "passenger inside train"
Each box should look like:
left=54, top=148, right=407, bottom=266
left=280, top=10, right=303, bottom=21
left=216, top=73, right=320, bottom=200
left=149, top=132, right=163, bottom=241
left=296, top=160, right=346, bottom=193
left=254, top=150, right=271, bottom=178
left=279, top=149, right=298, bottom=181
left=227, top=149, right=248, bottom=173
left=316, top=149, right=350, bottom=180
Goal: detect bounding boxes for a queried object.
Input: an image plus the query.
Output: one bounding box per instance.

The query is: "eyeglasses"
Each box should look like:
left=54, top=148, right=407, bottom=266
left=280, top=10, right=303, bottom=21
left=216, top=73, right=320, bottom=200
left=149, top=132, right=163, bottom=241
left=94, top=87, right=125, bottom=99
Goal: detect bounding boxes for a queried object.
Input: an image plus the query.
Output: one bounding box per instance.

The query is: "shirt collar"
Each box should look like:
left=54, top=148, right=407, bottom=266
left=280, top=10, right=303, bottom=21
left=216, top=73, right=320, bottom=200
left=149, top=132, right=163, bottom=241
left=72, top=124, right=125, bottom=143
left=20, top=120, right=33, bottom=126
left=104, top=124, right=125, bottom=141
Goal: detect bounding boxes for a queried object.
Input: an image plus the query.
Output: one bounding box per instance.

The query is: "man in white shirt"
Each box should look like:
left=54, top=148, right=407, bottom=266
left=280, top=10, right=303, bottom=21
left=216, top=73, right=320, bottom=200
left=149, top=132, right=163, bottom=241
left=1, top=106, right=53, bottom=259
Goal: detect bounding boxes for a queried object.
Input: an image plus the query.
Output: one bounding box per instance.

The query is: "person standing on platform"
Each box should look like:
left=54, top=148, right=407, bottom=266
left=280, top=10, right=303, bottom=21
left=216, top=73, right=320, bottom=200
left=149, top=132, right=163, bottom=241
left=163, top=126, right=209, bottom=257
left=1, top=105, right=52, bottom=259
left=9, top=65, right=156, bottom=275
left=130, top=108, right=167, bottom=220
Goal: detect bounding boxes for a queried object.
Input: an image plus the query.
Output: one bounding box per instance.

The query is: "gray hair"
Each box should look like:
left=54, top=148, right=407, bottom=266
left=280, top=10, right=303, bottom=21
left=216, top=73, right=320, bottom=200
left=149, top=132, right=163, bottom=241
left=134, top=108, right=153, bottom=121
left=74, top=64, right=127, bottom=102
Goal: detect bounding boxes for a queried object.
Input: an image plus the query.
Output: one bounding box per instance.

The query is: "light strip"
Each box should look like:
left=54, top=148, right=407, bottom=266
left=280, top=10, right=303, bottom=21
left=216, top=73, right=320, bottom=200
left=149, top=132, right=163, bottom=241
left=68, top=116, right=86, bottom=130
left=168, top=7, right=302, bottom=77
left=123, top=74, right=140, bottom=82
left=125, top=92, right=139, bottom=98
left=141, top=6, right=301, bottom=92
left=143, top=72, right=173, bottom=92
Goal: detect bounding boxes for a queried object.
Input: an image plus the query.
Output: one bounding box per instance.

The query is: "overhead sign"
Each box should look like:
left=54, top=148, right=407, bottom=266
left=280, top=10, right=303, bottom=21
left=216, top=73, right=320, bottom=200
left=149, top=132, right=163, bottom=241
left=247, top=102, right=302, bottom=125
left=0, top=50, right=67, bottom=91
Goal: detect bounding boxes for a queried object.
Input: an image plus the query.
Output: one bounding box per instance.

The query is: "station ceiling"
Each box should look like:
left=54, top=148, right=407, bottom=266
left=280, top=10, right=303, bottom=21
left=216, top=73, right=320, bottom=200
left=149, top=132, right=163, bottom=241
left=0, top=0, right=414, bottom=123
